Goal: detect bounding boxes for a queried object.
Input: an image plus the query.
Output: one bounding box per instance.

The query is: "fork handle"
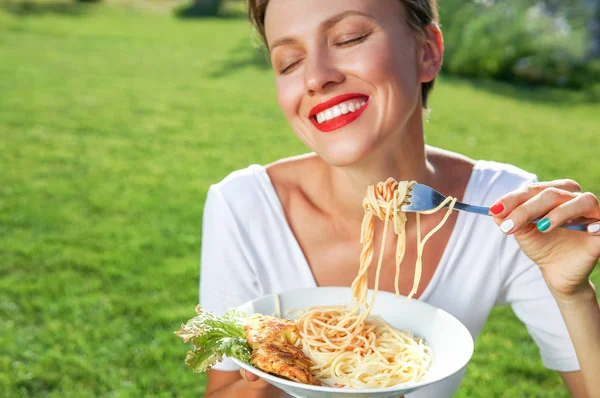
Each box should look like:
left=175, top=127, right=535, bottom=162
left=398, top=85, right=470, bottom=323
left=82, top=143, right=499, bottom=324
left=452, top=202, right=490, bottom=215
left=449, top=202, right=589, bottom=232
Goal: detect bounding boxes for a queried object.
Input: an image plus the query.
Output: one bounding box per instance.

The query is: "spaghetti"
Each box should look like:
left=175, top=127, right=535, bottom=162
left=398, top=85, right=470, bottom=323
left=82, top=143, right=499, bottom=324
left=294, top=179, right=456, bottom=388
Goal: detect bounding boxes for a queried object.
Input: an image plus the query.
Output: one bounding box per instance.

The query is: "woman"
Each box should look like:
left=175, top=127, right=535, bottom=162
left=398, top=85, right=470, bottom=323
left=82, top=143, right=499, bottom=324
left=199, top=0, right=600, bottom=397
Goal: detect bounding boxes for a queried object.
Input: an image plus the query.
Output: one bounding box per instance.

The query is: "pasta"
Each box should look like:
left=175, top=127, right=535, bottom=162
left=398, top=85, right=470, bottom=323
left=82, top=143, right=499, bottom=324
left=294, top=179, right=456, bottom=388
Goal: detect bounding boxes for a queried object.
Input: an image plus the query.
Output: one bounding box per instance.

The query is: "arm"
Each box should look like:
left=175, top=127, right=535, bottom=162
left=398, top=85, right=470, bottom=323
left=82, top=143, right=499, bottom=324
left=556, top=283, right=600, bottom=398
left=560, top=371, right=589, bottom=398
left=490, top=180, right=600, bottom=397
left=205, top=369, right=283, bottom=398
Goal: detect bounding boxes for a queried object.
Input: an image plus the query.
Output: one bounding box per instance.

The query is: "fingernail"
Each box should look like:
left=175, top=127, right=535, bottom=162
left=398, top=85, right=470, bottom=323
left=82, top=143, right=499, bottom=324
left=589, top=224, right=600, bottom=234
left=500, top=219, right=514, bottom=233
left=537, top=218, right=551, bottom=232
left=490, top=203, right=504, bottom=215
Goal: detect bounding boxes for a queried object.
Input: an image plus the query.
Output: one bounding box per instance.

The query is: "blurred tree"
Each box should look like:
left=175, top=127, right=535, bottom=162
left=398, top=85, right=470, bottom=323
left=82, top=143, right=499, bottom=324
left=585, top=0, right=600, bottom=58
left=191, top=0, right=222, bottom=15
left=539, top=0, right=599, bottom=59
left=438, top=0, right=600, bottom=87
left=175, top=0, right=223, bottom=17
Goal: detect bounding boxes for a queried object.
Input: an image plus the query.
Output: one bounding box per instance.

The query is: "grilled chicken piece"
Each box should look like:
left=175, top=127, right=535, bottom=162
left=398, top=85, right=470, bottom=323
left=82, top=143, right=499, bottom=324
left=244, top=314, right=300, bottom=349
left=251, top=342, right=320, bottom=386
left=244, top=315, right=320, bottom=386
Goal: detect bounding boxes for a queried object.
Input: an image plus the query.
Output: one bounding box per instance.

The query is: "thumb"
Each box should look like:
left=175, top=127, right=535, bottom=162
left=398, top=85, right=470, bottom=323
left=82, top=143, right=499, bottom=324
left=240, top=368, right=260, bottom=382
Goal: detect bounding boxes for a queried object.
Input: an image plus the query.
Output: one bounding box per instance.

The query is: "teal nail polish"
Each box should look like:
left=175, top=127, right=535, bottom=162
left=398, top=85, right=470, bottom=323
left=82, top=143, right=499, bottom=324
left=537, top=218, right=551, bottom=232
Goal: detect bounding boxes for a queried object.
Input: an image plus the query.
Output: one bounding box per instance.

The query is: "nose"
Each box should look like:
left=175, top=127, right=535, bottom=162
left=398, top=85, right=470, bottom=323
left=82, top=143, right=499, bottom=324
left=304, top=47, right=345, bottom=96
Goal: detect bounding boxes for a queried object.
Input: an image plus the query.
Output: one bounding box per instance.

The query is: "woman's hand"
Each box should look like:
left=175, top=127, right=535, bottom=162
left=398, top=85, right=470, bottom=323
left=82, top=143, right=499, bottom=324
left=204, top=368, right=279, bottom=398
left=489, top=180, right=600, bottom=300
left=239, top=368, right=273, bottom=390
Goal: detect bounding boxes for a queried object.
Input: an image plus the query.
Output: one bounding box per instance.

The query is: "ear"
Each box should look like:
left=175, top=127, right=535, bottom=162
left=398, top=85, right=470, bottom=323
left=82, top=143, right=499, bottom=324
left=418, top=23, right=444, bottom=83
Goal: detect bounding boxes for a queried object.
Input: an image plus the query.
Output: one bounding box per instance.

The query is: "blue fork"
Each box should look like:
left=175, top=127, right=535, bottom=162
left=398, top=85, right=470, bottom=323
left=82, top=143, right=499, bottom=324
left=400, top=184, right=590, bottom=232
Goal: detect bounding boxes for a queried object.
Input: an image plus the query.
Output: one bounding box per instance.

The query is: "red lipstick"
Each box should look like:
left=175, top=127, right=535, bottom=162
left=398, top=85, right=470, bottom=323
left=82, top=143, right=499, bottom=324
left=309, top=93, right=369, bottom=133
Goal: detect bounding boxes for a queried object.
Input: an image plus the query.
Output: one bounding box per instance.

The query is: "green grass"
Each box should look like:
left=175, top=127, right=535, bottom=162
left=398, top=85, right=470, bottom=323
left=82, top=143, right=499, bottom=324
left=1, top=2, right=599, bottom=397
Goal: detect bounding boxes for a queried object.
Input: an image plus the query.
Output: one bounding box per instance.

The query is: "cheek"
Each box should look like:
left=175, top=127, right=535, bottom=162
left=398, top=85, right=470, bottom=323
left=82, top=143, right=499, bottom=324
left=338, top=33, right=418, bottom=84
left=368, top=41, right=419, bottom=95
left=362, top=39, right=421, bottom=121
left=275, top=75, right=314, bottom=147
left=276, top=76, right=305, bottom=121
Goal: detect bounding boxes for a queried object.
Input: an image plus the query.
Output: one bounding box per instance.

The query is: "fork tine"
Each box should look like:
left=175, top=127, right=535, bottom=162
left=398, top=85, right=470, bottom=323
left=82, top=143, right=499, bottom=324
left=399, top=184, right=446, bottom=213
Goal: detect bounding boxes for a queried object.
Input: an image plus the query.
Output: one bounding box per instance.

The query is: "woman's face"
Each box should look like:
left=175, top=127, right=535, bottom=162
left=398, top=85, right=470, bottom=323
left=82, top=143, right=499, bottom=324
left=264, top=0, right=439, bottom=167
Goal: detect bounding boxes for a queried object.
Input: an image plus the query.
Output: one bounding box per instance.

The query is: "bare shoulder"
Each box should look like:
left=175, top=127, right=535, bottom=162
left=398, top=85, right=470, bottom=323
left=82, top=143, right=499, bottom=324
left=265, top=153, right=324, bottom=206
left=427, top=145, right=475, bottom=168
left=266, top=153, right=321, bottom=180
left=426, top=146, right=475, bottom=171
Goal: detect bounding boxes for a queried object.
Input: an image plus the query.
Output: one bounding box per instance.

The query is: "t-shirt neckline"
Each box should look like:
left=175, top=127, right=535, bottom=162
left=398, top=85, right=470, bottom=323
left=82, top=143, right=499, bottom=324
left=249, top=161, right=482, bottom=301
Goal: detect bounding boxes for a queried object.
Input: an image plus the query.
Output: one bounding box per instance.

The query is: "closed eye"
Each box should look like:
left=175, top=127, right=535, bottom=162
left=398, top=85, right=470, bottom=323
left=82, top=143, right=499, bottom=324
left=279, top=59, right=302, bottom=75
left=335, top=33, right=370, bottom=47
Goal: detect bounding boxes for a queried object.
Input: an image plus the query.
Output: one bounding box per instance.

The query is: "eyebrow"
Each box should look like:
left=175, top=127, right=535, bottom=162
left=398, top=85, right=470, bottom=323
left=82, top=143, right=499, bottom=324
left=269, top=10, right=375, bottom=52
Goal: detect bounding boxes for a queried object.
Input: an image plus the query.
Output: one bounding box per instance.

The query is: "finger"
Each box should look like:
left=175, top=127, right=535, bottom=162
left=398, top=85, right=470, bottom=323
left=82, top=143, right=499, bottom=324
left=240, top=368, right=260, bottom=382
left=497, top=187, right=576, bottom=235
left=489, top=180, right=581, bottom=218
left=530, top=192, right=600, bottom=233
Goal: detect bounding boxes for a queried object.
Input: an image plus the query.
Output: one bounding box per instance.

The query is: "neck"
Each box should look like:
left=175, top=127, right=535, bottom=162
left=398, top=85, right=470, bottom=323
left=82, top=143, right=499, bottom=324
left=323, top=112, right=435, bottom=222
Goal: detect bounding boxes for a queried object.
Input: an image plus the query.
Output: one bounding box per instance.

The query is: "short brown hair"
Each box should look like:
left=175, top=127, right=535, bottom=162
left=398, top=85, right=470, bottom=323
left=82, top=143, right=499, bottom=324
left=247, top=0, right=439, bottom=108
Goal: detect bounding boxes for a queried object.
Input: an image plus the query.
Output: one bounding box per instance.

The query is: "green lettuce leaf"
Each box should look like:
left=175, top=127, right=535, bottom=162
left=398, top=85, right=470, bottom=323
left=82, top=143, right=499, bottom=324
left=175, top=305, right=252, bottom=373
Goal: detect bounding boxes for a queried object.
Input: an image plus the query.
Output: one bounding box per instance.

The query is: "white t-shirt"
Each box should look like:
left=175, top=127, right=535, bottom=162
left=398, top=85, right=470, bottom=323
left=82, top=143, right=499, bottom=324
left=199, top=160, right=579, bottom=397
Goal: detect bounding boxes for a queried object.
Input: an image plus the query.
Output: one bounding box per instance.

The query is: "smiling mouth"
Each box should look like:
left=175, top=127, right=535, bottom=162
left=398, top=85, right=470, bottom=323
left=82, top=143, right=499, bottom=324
left=309, top=94, right=370, bottom=133
left=312, top=98, right=367, bottom=124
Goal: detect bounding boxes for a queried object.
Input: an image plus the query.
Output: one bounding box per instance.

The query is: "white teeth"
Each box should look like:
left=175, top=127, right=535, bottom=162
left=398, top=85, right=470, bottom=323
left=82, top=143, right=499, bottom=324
left=332, top=106, right=342, bottom=118
left=313, top=98, right=368, bottom=123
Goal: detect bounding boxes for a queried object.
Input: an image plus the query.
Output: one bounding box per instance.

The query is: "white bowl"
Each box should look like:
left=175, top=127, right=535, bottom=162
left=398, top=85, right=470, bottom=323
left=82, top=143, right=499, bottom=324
left=233, top=287, right=474, bottom=398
